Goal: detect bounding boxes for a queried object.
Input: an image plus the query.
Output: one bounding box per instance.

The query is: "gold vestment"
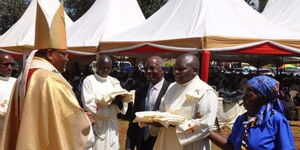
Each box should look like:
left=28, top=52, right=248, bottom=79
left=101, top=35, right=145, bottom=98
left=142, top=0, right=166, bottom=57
left=1, top=67, right=90, bottom=150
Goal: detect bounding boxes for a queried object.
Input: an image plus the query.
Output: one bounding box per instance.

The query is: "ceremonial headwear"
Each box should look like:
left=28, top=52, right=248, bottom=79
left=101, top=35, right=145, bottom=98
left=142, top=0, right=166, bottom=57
left=18, top=0, right=68, bottom=114
left=246, top=75, right=285, bottom=125
left=34, top=0, right=67, bottom=50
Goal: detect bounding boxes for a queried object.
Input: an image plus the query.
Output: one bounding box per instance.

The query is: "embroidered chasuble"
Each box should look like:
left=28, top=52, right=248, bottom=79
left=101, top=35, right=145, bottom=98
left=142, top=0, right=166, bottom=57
left=0, top=57, right=91, bottom=150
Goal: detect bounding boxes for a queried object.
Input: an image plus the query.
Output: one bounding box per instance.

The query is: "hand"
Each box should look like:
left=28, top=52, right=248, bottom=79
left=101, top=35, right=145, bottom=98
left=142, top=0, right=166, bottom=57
left=194, top=112, right=203, bottom=119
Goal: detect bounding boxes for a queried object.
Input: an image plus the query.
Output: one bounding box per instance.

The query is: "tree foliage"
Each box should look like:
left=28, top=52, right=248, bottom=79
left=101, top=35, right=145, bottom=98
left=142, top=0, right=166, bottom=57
left=63, top=0, right=95, bottom=21
left=0, top=0, right=30, bottom=34
left=137, top=0, right=167, bottom=18
left=259, top=0, right=268, bottom=12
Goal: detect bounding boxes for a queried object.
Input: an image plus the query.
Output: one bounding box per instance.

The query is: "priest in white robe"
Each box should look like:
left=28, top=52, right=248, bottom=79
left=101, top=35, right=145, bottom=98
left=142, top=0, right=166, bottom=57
left=81, top=55, right=128, bottom=150
left=150, top=54, right=218, bottom=150
left=0, top=53, right=17, bottom=138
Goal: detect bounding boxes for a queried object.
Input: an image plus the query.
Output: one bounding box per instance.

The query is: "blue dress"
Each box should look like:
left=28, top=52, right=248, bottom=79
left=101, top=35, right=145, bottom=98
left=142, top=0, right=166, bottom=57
left=228, top=111, right=295, bottom=150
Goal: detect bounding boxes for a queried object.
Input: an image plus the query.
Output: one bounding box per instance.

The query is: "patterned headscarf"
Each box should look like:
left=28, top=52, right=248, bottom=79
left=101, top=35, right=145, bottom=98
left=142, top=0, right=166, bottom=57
left=246, top=75, right=285, bottom=125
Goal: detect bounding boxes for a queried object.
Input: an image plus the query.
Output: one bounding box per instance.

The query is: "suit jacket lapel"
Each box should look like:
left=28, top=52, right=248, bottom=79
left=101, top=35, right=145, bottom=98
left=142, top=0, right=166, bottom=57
left=139, top=85, right=149, bottom=111
left=152, top=80, right=170, bottom=111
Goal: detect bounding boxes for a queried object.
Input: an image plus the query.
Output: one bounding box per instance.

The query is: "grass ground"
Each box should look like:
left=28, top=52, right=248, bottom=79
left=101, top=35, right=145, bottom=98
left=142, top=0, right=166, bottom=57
left=119, top=120, right=300, bottom=150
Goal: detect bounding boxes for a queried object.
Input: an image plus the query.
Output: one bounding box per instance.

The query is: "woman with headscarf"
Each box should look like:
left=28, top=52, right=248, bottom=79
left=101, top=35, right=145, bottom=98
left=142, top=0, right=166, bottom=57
left=209, top=75, right=295, bottom=150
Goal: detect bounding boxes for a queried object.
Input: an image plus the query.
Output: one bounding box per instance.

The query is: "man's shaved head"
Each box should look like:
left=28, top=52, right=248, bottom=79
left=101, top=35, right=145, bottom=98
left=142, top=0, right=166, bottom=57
left=173, top=53, right=199, bottom=84
left=145, top=56, right=164, bottom=84
left=97, top=54, right=112, bottom=77
left=97, top=54, right=112, bottom=66
left=177, top=53, right=199, bottom=72
left=146, top=56, right=164, bottom=67
left=0, top=53, right=14, bottom=77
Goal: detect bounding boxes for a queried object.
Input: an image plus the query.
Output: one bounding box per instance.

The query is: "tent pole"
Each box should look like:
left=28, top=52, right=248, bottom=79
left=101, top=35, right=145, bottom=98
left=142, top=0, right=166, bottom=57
left=201, top=50, right=210, bottom=83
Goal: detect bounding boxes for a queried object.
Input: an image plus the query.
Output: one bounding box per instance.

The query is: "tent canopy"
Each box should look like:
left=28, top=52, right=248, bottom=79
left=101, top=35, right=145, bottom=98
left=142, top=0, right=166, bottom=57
left=100, top=0, right=300, bottom=56
left=67, top=0, right=145, bottom=53
left=0, top=0, right=73, bottom=54
left=262, top=0, right=300, bottom=33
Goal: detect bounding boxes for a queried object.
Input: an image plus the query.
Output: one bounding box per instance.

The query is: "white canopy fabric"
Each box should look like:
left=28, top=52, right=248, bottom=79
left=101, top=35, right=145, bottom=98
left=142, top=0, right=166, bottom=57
left=100, top=0, right=300, bottom=54
left=0, top=0, right=73, bottom=54
left=67, top=0, right=145, bottom=53
left=262, top=0, right=300, bottom=32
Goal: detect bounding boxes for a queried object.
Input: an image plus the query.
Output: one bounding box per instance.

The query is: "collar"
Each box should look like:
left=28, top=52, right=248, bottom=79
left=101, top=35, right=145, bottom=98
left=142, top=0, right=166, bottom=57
left=94, top=73, right=108, bottom=81
left=150, top=78, right=165, bottom=90
left=178, top=75, right=197, bottom=87
left=0, top=76, right=10, bottom=81
left=30, top=57, right=60, bottom=73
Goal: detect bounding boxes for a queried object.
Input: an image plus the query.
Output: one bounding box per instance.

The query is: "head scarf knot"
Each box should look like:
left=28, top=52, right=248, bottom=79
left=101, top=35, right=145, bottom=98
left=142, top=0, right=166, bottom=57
left=246, top=75, right=285, bottom=125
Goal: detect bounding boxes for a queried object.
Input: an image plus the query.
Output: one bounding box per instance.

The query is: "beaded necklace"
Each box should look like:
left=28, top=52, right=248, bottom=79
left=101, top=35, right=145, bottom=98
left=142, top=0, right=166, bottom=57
left=241, top=115, right=257, bottom=150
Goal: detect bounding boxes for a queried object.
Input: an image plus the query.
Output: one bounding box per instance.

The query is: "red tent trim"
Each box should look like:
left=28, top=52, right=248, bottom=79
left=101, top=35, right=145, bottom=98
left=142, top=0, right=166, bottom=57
left=0, top=50, right=23, bottom=58
left=117, top=45, right=184, bottom=53
left=226, top=42, right=295, bottom=55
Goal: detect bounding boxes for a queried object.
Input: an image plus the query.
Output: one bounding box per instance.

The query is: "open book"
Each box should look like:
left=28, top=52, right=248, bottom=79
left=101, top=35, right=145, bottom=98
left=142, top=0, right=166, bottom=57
left=133, top=111, right=185, bottom=127
left=95, top=90, right=135, bottom=105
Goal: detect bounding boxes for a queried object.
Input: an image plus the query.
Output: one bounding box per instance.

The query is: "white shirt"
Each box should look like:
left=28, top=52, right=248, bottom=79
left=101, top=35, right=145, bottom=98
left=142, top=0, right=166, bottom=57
left=0, top=76, right=16, bottom=131
left=147, top=78, right=164, bottom=110
left=0, top=76, right=16, bottom=116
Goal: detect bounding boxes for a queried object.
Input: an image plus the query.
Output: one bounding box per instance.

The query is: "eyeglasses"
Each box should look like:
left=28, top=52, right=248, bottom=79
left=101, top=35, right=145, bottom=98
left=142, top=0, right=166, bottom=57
left=144, top=66, right=162, bottom=71
left=54, top=51, right=68, bottom=57
left=0, top=63, right=15, bottom=67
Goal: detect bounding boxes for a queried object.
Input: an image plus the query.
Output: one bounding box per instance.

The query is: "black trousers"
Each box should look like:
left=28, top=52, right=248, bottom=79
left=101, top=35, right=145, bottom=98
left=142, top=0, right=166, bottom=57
left=138, top=136, right=157, bottom=150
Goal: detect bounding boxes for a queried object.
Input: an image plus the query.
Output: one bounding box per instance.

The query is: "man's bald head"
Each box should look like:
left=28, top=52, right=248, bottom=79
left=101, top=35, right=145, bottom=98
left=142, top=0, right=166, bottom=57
left=146, top=56, right=164, bottom=67
left=0, top=53, right=12, bottom=60
left=97, top=54, right=112, bottom=65
left=0, top=53, right=14, bottom=77
left=177, top=53, right=199, bottom=71
left=97, top=54, right=112, bottom=77
left=145, top=56, right=164, bottom=84
left=173, top=53, right=199, bottom=84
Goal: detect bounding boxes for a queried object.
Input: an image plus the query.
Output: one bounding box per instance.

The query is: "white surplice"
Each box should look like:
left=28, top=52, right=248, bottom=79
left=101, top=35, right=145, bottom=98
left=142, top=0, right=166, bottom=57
left=0, top=76, right=16, bottom=134
left=150, top=76, right=218, bottom=150
left=81, top=74, right=128, bottom=150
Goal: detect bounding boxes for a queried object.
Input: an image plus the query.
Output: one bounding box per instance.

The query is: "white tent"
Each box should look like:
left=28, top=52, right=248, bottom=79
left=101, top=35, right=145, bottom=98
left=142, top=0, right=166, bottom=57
left=0, top=0, right=73, bottom=54
left=100, top=0, right=300, bottom=55
left=67, top=0, right=145, bottom=54
left=262, top=0, right=300, bottom=32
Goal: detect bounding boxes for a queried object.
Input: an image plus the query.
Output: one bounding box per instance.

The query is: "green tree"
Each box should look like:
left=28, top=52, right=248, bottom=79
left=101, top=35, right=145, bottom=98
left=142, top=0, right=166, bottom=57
left=259, top=0, right=269, bottom=12
left=63, top=0, right=95, bottom=21
left=0, top=0, right=30, bottom=34
left=137, top=0, right=167, bottom=18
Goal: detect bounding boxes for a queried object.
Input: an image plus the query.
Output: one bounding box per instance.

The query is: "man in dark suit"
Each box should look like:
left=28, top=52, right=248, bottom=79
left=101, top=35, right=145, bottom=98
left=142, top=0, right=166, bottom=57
left=126, top=56, right=171, bottom=150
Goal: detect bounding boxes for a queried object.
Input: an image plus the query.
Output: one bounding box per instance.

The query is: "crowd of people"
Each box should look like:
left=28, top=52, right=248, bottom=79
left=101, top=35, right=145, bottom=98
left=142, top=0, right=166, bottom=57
left=209, top=67, right=300, bottom=121
left=1, top=49, right=297, bottom=150
left=0, top=2, right=297, bottom=150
